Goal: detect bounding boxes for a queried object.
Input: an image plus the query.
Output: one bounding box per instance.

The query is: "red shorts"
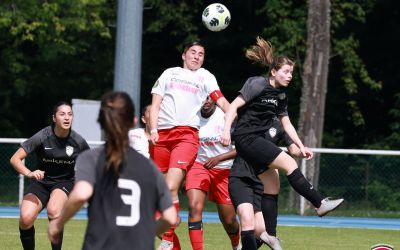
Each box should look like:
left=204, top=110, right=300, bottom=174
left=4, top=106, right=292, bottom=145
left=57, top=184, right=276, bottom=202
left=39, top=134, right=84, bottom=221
left=150, top=126, right=199, bottom=173
left=186, top=161, right=232, bottom=205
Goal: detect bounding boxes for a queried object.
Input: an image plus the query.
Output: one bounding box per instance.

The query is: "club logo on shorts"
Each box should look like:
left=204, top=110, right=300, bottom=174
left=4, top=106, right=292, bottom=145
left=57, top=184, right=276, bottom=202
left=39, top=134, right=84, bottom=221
left=370, top=244, right=394, bottom=250
left=66, top=146, right=74, bottom=157
left=269, top=127, right=277, bottom=138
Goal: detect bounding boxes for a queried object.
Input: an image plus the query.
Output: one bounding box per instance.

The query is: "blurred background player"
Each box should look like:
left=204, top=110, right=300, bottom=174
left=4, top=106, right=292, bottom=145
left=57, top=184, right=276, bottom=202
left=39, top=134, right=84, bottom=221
left=149, top=41, right=230, bottom=250
left=221, top=36, right=343, bottom=249
left=48, top=91, right=176, bottom=250
left=129, top=104, right=151, bottom=158
left=185, top=96, right=240, bottom=250
left=229, top=118, right=306, bottom=250
left=10, top=101, right=89, bottom=250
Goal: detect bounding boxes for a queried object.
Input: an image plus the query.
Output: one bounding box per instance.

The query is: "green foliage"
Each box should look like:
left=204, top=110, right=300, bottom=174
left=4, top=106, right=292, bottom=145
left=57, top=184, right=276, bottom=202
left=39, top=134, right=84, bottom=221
left=0, top=0, right=115, bottom=136
left=331, top=1, right=382, bottom=128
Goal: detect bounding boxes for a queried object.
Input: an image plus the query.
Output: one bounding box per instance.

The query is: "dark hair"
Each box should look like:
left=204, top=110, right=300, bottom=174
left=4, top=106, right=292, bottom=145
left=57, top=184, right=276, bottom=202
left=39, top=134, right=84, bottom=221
left=245, top=36, right=294, bottom=76
left=182, top=41, right=205, bottom=53
left=98, top=91, right=135, bottom=175
left=52, top=101, right=72, bottom=116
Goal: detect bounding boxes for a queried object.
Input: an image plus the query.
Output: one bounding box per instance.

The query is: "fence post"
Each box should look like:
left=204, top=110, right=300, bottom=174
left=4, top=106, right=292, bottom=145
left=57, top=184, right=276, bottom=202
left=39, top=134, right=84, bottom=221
left=300, top=158, right=306, bottom=215
left=19, top=159, right=25, bottom=205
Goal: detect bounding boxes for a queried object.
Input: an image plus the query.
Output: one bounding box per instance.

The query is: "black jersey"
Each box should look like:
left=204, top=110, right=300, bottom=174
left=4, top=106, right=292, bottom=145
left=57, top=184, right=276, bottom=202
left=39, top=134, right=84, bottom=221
left=21, top=125, right=89, bottom=184
left=233, top=76, right=288, bottom=136
left=75, top=146, right=172, bottom=250
left=230, top=119, right=293, bottom=180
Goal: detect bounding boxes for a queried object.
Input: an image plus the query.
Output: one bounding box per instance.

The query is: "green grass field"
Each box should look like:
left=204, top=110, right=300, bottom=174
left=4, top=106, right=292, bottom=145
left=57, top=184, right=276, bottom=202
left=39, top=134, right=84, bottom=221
left=0, top=218, right=398, bottom=250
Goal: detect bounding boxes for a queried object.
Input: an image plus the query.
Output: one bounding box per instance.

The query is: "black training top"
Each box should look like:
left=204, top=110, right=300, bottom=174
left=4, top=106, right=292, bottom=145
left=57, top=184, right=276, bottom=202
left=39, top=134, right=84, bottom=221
left=75, top=146, right=173, bottom=250
left=21, top=125, right=89, bottom=184
left=233, top=76, right=288, bottom=136
left=230, top=118, right=293, bottom=179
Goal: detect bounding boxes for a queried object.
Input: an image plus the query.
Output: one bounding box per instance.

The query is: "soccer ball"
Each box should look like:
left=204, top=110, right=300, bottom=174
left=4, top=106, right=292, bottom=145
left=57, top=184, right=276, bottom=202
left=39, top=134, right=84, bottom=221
left=202, top=3, right=231, bottom=32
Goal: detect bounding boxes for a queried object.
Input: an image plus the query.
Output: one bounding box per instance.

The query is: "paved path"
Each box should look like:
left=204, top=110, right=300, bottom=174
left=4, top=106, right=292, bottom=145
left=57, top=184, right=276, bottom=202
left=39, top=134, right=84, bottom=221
left=1, top=207, right=399, bottom=230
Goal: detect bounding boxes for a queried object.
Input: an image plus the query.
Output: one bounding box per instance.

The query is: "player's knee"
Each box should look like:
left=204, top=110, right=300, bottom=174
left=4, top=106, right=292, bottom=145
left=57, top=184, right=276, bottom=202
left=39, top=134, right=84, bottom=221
left=188, top=202, right=204, bottom=218
left=238, top=213, right=254, bottom=230
left=19, top=211, right=36, bottom=228
left=46, top=205, right=61, bottom=219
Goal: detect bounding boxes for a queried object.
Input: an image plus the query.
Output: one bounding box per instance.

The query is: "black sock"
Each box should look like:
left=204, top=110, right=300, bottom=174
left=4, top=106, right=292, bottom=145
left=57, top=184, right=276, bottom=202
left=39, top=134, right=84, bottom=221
left=49, top=218, right=63, bottom=250
left=287, top=168, right=323, bottom=207
left=241, top=230, right=257, bottom=250
left=256, top=238, right=263, bottom=249
left=188, top=220, right=203, bottom=230
left=19, top=226, right=35, bottom=250
left=261, top=193, right=278, bottom=236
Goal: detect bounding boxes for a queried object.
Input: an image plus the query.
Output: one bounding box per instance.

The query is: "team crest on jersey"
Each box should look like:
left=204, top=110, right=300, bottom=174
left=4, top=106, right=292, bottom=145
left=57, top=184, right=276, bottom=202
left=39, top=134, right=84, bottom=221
left=269, top=127, right=277, bottom=138
left=278, top=93, right=286, bottom=100
left=66, top=146, right=74, bottom=156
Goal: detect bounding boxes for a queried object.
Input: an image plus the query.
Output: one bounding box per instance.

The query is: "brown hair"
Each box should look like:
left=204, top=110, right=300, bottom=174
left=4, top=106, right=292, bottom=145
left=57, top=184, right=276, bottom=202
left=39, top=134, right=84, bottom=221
left=97, top=91, right=135, bottom=175
left=52, top=101, right=72, bottom=116
left=245, top=36, right=294, bottom=76
left=182, top=41, right=205, bottom=53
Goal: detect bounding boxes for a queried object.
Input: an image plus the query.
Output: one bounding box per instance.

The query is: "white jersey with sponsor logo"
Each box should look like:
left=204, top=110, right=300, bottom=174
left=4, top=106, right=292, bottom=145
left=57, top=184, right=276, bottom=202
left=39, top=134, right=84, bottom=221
left=196, top=107, right=234, bottom=169
left=128, top=128, right=150, bottom=158
left=151, top=67, right=220, bottom=129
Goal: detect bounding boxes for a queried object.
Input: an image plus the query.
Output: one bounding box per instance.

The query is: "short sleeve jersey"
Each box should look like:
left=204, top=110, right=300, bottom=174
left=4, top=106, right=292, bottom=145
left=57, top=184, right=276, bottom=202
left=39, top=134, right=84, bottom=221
left=233, top=76, right=288, bottom=136
left=21, top=125, right=89, bottom=184
left=128, top=128, right=150, bottom=158
left=151, top=67, right=221, bottom=129
left=75, top=146, right=172, bottom=250
left=230, top=119, right=293, bottom=180
left=196, top=107, right=234, bottom=169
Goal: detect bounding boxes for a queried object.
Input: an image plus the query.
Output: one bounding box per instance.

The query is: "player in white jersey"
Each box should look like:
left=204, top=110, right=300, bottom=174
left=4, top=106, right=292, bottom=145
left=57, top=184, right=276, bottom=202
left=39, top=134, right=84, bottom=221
left=186, top=96, right=240, bottom=250
left=129, top=105, right=151, bottom=158
left=149, top=41, right=230, bottom=250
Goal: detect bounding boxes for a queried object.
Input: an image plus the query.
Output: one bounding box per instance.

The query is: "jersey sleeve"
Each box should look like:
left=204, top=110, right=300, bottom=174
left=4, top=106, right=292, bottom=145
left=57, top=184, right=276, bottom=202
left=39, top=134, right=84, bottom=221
left=75, top=149, right=99, bottom=186
left=204, top=71, right=221, bottom=95
left=151, top=69, right=169, bottom=97
left=21, top=128, right=46, bottom=154
left=154, top=166, right=173, bottom=212
left=238, top=77, right=266, bottom=102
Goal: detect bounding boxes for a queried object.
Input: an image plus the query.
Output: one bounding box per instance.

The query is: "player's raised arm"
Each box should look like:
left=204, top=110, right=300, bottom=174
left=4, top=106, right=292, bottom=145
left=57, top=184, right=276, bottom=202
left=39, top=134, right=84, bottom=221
left=221, top=95, right=245, bottom=146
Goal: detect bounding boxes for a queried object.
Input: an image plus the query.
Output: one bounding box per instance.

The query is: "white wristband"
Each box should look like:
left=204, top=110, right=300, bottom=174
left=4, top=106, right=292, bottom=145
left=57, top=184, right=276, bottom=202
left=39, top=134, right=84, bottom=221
left=150, top=129, right=158, bottom=134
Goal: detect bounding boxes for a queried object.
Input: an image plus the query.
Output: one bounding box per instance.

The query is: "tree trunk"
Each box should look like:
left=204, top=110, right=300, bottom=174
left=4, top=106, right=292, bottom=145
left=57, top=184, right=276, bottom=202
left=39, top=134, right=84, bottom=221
left=289, top=0, right=331, bottom=214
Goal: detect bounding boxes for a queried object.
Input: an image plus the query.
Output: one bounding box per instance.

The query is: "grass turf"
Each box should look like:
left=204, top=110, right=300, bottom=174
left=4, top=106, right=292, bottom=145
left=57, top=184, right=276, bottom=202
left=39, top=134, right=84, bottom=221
left=0, top=218, right=398, bottom=249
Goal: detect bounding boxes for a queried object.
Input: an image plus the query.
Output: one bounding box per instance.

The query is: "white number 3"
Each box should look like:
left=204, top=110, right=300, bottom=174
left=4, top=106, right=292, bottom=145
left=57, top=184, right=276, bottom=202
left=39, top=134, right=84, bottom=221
left=116, top=178, right=141, bottom=226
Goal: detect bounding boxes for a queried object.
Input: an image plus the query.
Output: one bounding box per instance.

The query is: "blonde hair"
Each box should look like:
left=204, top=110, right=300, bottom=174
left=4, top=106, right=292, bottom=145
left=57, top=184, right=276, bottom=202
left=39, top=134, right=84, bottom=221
left=246, top=36, right=295, bottom=76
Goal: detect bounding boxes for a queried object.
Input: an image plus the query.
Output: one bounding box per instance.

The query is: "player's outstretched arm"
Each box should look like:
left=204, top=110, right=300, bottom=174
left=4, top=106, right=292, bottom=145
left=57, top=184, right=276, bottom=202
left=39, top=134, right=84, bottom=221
left=48, top=181, right=93, bottom=244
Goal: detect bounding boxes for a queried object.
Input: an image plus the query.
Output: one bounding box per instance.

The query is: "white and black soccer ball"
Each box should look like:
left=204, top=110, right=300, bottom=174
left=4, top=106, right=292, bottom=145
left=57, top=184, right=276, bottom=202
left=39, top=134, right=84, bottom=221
left=202, top=3, right=231, bottom=32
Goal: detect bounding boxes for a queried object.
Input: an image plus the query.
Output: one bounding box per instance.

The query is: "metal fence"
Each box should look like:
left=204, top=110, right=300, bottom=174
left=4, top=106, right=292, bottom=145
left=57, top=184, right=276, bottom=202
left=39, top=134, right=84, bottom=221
left=1, top=138, right=399, bottom=218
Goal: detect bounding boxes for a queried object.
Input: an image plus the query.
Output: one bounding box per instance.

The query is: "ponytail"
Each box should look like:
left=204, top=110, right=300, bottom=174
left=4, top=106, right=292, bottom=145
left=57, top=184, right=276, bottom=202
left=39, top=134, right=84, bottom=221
left=98, top=92, right=135, bottom=176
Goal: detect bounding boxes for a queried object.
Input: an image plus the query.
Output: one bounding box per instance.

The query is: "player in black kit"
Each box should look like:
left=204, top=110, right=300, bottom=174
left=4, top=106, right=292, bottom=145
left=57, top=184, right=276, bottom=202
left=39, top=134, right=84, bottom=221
left=221, top=37, right=344, bottom=250
left=10, top=101, right=89, bottom=250
left=229, top=118, right=305, bottom=250
left=48, top=91, right=177, bottom=250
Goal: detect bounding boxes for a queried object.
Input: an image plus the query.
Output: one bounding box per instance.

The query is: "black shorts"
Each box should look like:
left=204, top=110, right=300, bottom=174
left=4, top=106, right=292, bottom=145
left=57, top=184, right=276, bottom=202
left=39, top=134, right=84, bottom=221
left=235, top=133, right=282, bottom=175
left=228, top=176, right=263, bottom=211
left=24, top=180, right=74, bottom=208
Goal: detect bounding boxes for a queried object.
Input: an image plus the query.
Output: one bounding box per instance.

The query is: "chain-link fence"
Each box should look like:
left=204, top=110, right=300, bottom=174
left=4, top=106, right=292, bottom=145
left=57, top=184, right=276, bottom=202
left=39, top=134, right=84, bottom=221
left=1, top=139, right=399, bottom=218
